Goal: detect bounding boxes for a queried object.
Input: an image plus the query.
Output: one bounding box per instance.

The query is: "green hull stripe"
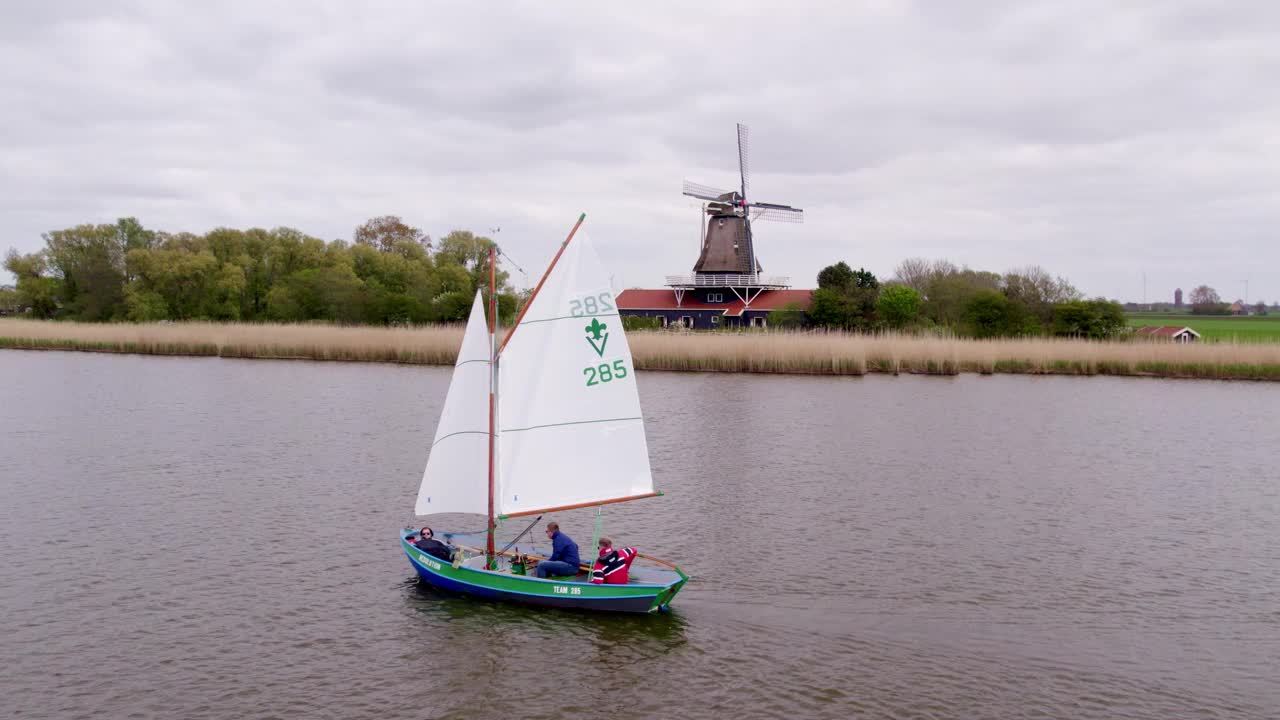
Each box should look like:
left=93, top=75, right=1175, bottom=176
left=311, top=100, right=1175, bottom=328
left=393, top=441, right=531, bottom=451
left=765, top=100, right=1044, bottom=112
left=502, top=416, right=641, bottom=434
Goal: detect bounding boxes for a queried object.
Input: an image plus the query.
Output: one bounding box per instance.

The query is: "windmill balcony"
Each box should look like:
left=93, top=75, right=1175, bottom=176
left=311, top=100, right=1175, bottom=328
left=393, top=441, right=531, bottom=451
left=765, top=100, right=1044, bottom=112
left=665, top=273, right=791, bottom=289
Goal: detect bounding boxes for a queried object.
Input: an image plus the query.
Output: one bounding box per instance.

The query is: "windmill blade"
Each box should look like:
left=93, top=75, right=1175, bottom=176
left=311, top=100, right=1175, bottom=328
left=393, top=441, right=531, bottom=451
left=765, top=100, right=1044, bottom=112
left=737, top=123, right=750, bottom=200
left=751, top=205, right=804, bottom=223
left=683, top=179, right=734, bottom=202
left=752, top=201, right=803, bottom=211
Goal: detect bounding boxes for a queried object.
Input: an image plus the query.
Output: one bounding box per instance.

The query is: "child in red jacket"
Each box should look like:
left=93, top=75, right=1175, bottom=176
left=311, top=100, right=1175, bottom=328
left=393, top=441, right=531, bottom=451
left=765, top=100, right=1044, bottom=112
left=590, top=537, right=637, bottom=584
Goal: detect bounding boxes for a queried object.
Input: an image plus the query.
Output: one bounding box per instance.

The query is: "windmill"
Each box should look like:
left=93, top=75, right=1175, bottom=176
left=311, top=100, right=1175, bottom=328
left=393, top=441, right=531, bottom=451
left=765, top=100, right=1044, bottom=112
left=681, top=123, right=804, bottom=278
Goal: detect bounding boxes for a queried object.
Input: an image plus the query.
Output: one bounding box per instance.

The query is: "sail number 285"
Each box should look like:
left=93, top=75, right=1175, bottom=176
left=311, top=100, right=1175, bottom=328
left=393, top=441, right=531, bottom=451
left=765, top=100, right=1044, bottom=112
left=584, top=360, right=628, bottom=386
left=569, top=292, right=615, bottom=317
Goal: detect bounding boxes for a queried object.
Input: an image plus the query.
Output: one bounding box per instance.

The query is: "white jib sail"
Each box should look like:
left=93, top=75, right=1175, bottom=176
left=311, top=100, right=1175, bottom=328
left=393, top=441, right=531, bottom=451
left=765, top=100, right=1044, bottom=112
left=416, top=290, right=492, bottom=516
left=496, top=233, right=654, bottom=517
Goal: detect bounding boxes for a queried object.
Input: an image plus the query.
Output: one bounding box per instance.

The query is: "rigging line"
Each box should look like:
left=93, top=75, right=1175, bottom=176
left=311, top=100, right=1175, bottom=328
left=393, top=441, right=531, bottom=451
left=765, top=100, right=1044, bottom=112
left=518, top=312, right=620, bottom=326
left=501, top=416, right=643, bottom=433
left=429, top=429, right=489, bottom=448
left=495, top=245, right=528, bottom=277
left=498, top=514, right=543, bottom=556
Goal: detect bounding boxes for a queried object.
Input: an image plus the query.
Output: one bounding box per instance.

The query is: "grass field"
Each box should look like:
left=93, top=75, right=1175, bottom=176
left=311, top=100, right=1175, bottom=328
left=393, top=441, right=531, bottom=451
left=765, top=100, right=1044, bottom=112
left=1126, top=313, right=1280, bottom=342
left=4, top=318, right=1280, bottom=381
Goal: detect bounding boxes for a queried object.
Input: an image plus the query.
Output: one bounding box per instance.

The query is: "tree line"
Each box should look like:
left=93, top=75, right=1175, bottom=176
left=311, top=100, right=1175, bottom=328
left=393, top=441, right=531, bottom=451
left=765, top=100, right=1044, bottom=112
left=1186, top=285, right=1268, bottom=315
left=791, top=258, right=1127, bottom=339
left=3, top=216, right=520, bottom=324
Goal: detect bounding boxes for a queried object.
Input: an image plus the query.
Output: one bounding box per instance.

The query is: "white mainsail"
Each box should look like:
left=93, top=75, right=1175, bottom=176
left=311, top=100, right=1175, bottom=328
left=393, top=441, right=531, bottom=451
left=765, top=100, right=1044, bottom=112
left=415, top=290, right=492, bottom=516
left=496, top=233, right=655, bottom=517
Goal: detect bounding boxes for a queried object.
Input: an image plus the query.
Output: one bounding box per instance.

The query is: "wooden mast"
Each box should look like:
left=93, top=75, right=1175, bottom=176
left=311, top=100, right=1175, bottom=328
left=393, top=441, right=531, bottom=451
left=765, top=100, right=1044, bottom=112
left=486, top=243, right=497, bottom=567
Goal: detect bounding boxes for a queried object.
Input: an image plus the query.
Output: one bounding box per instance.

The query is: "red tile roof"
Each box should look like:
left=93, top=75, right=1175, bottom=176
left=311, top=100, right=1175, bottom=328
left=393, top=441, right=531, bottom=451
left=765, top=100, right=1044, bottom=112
left=616, top=288, right=813, bottom=312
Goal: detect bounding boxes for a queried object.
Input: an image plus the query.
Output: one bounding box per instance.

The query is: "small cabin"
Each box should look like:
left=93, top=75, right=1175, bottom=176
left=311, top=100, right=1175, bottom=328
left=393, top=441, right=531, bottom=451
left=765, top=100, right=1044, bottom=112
left=1134, top=326, right=1200, bottom=343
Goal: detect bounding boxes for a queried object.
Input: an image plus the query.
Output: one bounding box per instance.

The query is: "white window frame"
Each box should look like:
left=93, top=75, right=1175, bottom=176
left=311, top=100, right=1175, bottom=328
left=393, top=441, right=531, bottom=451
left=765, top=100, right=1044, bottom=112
left=711, top=315, right=720, bottom=325
left=680, top=316, right=693, bottom=328
left=751, top=316, right=767, bottom=328
left=706, top=293, right=723, bottom=303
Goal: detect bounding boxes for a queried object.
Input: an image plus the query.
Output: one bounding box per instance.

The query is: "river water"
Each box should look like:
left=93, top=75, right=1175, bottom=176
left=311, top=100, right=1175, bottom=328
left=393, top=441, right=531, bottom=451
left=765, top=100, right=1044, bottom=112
left=2, top=349, right=1277, bottom=719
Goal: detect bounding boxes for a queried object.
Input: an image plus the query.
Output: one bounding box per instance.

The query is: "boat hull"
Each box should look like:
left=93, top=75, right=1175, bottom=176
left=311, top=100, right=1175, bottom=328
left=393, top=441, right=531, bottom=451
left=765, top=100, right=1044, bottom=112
left=402, top=536, right=685, bottom=614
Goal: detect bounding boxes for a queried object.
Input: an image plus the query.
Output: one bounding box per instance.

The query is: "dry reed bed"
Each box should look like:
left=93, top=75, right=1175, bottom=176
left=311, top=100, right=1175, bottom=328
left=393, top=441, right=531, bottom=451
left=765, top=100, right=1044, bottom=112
left=629, top=332, right=1280, bottom=380
left=0, top=318, right=460, bottom=365
left=3, top=319, right=1279, bottom=380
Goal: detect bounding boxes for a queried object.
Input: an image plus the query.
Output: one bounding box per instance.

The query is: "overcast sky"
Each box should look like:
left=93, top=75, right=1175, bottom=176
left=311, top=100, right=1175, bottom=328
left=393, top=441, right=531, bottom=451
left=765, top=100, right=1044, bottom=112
left=3, top=1, right=1278, bottom=303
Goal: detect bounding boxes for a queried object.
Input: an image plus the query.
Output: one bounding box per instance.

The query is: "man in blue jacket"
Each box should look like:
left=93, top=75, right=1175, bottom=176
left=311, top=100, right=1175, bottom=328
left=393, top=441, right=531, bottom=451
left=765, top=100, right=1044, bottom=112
left=535, top=521, right=580, bottom=578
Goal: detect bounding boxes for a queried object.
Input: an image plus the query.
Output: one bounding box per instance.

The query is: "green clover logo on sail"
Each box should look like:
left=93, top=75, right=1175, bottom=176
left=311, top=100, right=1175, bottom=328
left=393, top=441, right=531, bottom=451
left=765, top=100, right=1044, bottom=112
left=585, top=317, right=609, bottom=357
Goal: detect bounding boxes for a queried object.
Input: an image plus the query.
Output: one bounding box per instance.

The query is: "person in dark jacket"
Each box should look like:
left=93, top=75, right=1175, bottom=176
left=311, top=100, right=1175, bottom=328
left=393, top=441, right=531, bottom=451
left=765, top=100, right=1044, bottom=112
left=413, top=526, right=453, bottom=563
left=535, top=521, right=580, bottom=578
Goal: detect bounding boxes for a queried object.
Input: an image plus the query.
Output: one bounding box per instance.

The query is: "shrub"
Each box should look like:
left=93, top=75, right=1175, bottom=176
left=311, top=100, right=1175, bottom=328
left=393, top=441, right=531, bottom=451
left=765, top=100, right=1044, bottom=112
left=622, top=315, right=663, bottom=331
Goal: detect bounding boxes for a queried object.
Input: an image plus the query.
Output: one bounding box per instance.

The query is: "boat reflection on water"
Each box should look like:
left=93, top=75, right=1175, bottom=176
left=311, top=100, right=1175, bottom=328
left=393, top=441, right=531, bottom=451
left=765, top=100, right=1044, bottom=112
left=403, top=575, right=688, bottom=644
left=399, top=575, right=688, bottom=718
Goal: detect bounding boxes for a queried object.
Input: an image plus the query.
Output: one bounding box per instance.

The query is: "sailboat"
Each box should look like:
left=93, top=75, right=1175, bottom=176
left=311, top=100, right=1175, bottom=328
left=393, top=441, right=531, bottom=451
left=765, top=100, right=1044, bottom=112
left=401, top=215, right=688, bottom=613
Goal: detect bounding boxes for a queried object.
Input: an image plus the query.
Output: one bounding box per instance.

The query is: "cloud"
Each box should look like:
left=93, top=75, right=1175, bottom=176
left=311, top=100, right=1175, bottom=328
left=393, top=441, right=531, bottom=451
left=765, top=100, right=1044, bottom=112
left=2, top=0, right=1278, bottom=302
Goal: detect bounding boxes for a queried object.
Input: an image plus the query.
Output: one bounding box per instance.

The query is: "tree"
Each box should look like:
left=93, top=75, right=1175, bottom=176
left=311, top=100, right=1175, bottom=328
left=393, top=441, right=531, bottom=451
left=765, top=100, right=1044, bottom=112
left=125, top=248, right=220, bottom=320
left=963, top=290, right=1013, bottom=338
left=1189, top=285, right=1221, bottom=314
left=1051, top=299, right=1127, bottom=339
left=813, top=262, right=880, bottom=330
left=5, top=216, right=525, bottom=326
left=923, top=271, right=998, bottom=327
left=0, top=284, right=20, bottom=315
left=807, top=287, right=850, bottom=329
left=4, top=249, right=60, bottom=318
left=1002, top=265, right=1079, bottom=324
left=817, top=261, right=855, bottom=290
left=115, top=217, right=156, bottom=255
left=766, top=301, right=806, bottom=328
left=436, top=230, right=509, bottom=293
left=354, top=216, right=430, bottom=253
left=875, top=285, right=922, bottom=329
left=1254, top=301, right=1267, bottom=316
left=892, top=257, right=933, bottom=294
left=42, top=224, right=130, bottom=320
left=124, top=285, right=169, bottom=321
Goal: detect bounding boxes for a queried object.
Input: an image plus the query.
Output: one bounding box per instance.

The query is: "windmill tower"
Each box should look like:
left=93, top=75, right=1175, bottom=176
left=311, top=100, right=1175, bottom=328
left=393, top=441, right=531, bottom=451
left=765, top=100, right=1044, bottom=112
left=668, top=123, right=804, bottom=309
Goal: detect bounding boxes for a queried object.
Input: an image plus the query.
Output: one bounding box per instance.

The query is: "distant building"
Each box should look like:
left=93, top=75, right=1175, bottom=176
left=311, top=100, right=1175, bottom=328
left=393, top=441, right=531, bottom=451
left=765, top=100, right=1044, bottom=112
left=1174, top=288, right=1183, bottom=308
left=1135, top=326, right=1200, bottom=343
left=1230, top=301, right=1246, bottom=316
